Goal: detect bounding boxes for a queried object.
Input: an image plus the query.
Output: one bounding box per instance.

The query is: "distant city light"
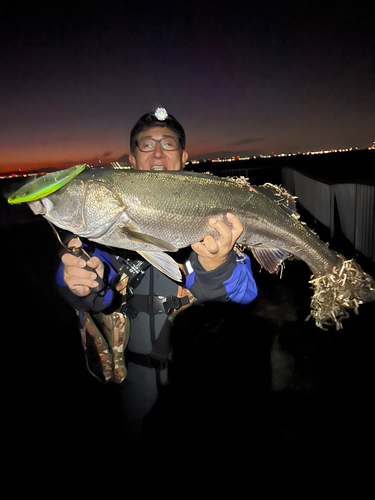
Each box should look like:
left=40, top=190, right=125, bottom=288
left=185, top=144, right=373, bottom=164
left=0, top=143, right=373, bottom=178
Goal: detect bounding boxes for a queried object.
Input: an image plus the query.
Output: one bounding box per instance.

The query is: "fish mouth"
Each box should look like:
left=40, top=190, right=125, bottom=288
left=150, top=165, right=166, bottom=171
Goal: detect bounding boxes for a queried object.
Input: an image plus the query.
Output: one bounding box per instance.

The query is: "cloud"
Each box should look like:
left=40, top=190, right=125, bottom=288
left=228, top=137, right=265, bottom=147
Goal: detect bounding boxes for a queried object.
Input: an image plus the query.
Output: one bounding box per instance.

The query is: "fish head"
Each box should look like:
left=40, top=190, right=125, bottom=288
left=27, top=176, right=88, bottom=233
left=28, top=175, right=129, bottom=239
left=27, top=189, right=87, bottom=233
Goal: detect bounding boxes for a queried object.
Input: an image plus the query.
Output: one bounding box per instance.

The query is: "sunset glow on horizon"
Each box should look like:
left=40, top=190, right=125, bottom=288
left=1, top=3, right=373, bottom=175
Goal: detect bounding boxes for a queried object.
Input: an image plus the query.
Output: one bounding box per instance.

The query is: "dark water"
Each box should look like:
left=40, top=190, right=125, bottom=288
left=1, top=167, right=374, bottom=497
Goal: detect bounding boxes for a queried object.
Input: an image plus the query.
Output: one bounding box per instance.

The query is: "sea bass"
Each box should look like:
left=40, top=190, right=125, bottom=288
left=10, top=167, right=375, bottom=328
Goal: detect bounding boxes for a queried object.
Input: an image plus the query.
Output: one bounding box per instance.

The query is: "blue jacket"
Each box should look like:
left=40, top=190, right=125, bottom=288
left=56, top=246, right=257, bottom=313
left=184, top=250, right=257, bottom=305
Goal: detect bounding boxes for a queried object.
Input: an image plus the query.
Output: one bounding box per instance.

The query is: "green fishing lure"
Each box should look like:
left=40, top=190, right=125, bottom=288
left=7, top=164, right=86, bottom=204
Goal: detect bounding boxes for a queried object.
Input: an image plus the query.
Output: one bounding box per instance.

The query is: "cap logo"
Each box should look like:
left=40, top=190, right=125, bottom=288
left=154, top=107, right=168, bottom=121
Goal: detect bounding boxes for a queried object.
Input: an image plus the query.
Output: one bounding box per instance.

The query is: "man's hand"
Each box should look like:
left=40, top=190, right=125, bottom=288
left=191, top=213, right=243, bottom=272
left=61, top=238, right=105, bottom=297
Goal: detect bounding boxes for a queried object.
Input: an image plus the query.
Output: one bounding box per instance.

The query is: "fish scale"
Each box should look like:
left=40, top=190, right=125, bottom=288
left=10, top=166, right=375, bottom=328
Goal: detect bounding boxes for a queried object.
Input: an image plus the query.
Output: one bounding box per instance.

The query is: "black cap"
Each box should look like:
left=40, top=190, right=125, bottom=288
left=130, top=107, right=186, bottom=153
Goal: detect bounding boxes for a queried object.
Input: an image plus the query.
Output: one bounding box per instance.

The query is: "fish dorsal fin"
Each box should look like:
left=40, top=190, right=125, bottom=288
left=138, top=250, right=182, bottom=282
left=120, top=226, right=178, bottom=252
left=257, top=183, right=298, bottom=217
left=251, top=247, right=290, bottom=274
left=7, top=164, right=86, bottom=204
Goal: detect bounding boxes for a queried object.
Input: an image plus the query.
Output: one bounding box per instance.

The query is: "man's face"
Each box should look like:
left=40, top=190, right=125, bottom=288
left=129, top=126, right=188, bottom=171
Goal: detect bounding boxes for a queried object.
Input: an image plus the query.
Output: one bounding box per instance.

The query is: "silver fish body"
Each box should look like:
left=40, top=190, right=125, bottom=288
left=27, top=168, right=374, bottom=328
left=29, top=169, right=336, bottom=272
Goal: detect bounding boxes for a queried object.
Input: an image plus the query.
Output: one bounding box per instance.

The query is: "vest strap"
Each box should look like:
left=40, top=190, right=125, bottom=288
left=126, top=294, right=190, bottom=317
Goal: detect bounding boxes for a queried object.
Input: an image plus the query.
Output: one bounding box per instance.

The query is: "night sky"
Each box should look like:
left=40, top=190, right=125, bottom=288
left=1, top=0, right=374, bottom=173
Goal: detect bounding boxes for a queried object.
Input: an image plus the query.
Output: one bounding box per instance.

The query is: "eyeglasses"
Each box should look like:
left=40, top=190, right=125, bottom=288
left=135, top=136, right=181, bottom=152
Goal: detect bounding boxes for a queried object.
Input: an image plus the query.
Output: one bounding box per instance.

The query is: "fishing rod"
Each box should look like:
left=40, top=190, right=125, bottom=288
left=46, top=219, right=106, bottom=293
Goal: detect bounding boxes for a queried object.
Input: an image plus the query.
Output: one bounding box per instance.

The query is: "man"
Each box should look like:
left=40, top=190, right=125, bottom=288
left=57, top=107, right=258, bottom=440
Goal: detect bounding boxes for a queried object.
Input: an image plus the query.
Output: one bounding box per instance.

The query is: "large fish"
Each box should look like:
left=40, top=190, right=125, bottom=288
left=8, top=166, right=375, bottom=328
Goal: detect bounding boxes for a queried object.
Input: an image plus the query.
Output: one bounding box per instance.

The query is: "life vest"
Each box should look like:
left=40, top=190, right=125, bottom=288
left=79, top=256, right=195, bottom=384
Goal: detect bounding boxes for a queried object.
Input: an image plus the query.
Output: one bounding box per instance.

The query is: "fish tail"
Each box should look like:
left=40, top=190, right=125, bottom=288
left=308, top=255, right=375, bottom=330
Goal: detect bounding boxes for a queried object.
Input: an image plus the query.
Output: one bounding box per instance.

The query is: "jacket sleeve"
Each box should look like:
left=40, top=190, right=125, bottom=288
left=55, top=245, right=118, bottom=313
left=184, top=250, right=257, bottom=305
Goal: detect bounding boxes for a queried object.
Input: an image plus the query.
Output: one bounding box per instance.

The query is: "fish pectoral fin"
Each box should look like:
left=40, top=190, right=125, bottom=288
left=138, top=251, right=182, bottom=282
left=250, top=247, right=290, bottom=274
left=120, top=227, right=178, bottom=252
